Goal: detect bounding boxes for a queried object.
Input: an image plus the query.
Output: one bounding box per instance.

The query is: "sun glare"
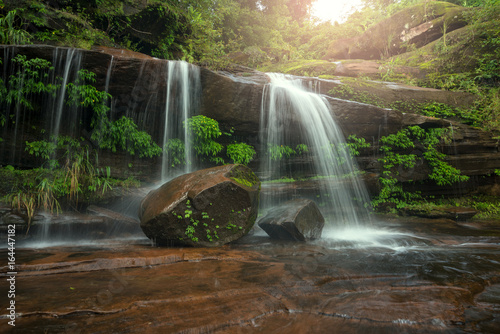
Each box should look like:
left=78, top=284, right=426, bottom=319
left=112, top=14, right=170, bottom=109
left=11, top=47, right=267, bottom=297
left=311, top=0, right=364, bottom=23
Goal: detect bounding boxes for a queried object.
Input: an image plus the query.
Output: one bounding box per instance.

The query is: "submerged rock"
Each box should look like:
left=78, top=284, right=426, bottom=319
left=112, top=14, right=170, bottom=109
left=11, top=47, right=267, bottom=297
left=258, top=198, right=324, bottom=241
left=139, top=164, right=260, bottom=247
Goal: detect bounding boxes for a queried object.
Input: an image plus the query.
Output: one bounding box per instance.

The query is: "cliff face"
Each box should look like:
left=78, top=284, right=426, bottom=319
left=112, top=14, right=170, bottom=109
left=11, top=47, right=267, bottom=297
left=324, top=2, right=470, bottom=61
left=1, top=45, right=499, bottom=195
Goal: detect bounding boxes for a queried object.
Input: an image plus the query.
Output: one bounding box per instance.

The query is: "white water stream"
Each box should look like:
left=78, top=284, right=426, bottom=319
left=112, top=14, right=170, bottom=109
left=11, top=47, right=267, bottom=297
left=161, top=61, right=201, bottom=181
left=260, top=73, right=373, bottom=227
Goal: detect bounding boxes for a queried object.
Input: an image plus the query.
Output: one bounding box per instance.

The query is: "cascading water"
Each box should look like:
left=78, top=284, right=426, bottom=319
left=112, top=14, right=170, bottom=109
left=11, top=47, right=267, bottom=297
left=161, top=60, right=201, bottom=181
left=104, top=55, right=115, bottom=94
left=49, top=48, right=82, bottom=140
left=0, top=47, right=82, bottom=165
left=260, top=73, right=372, bottom=227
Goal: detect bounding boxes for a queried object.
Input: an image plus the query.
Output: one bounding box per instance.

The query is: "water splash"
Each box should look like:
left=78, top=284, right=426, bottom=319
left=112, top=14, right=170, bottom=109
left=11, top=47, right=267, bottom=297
left=322, top=227, right=430, bottom=251
left=260, top=73, right=372, bottom=227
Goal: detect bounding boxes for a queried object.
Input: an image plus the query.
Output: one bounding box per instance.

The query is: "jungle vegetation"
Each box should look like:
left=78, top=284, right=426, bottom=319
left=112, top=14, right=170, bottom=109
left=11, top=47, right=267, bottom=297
left=1, top=0, right=499, bottom=218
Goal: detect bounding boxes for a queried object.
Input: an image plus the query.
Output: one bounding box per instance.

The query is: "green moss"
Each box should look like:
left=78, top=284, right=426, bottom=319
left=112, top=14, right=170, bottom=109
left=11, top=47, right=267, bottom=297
left=230, top=177, right=253, bottom=187
left=318, top=75, right=337, bottom=80
left=328, top=84, right=386, bottom=108
left=398, top=194, right=500, bottom=221
left=339, top=77, right=380, bottom=88
left=258, top=59, right=337, bottom=78
left=228, top=165, right=260, bottom=188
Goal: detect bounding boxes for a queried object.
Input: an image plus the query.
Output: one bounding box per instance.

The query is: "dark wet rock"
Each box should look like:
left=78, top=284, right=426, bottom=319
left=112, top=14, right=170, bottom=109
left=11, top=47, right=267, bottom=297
left=402, top=113, right=455, bottom=128
left=258, top=198, right=324, bottom=241
left=0, top=197, right=146, bottom=241
left=400, top=206, right=477, bottom=221
left=139, top=164, right=260, bottom=247
left=199, top=66, right=265, bottom=139
left=86, top=205, right=139, bottom=225
left=0, top=212, right=26, bottom=234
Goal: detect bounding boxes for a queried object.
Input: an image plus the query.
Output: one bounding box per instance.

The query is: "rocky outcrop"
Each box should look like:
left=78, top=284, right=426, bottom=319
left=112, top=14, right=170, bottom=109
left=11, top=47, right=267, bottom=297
left=258, top=198, right=324, bottom=241
left=139, top=164, right=260, bottom=247
left=399, top=206, right=477, bottom=221
left=1, top=44, right=499, bottom=198
left=325, top=2, right=469, bottom=60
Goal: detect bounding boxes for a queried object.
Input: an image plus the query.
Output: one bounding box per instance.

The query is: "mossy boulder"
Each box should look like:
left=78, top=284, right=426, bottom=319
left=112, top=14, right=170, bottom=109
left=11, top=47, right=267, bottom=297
left=392, top=15, right=499, bottom=89
left=325, top=1, right=469, bottom=60
left=139, top=164, right=260, bottom=247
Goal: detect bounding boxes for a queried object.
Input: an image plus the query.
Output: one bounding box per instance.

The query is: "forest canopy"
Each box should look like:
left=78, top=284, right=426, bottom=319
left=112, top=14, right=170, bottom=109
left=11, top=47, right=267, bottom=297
left=0, top=0, right=498, bottom=107
left=1, top=0, right=495, bottom=67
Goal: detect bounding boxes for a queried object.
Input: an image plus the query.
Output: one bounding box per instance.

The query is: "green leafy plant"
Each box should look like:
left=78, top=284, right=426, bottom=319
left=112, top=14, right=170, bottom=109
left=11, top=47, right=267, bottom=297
left=268, top=143, right=310, bottom=161
left=8, top=189, right=37, bottom=233
left=374, top=125, right=469, bottom=209
left=185, top=115, right=224, bottom=163
left=0, top=9, right=31, bottom=45
left=4, top=55, right=58, bottom=110
left=164, top=138, right=186, bottom=167
left=67, top=69, right=162, bottom=158
left=345, top=134, right=371, bottom=157
left=167, top=116, right=255, bottom=167
left=268, top=144, right=296, bottom=161
left=421, top=102, right=456, bottom=118
left=226, top=142, right=256, bottom=165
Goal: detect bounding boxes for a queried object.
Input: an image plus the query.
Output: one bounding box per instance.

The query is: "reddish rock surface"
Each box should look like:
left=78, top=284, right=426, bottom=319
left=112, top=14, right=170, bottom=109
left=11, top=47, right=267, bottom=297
left=139, top=165, right=260, bottom=247
left=1, top=217, right=499, bottom=333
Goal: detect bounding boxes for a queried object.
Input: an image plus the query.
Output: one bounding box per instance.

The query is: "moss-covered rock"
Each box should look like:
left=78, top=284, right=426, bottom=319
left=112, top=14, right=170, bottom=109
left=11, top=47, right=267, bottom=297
left=258, top=59, right=338, bottom=77
left=139, top=164, right=260, bottom=247
left=325, top=1, right=470, bottom=60
left=321, top=76, right=475, bottom=113
left=391, top=17, right=499, bottom=89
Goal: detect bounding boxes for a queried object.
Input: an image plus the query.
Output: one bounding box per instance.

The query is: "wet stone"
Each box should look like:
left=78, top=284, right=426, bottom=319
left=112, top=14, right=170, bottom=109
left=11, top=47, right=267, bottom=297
left=400, top=206, right=478, bottom=221
left=258, top=198, right=325, bottom=241
left=139, top=164, right=260, bottom=247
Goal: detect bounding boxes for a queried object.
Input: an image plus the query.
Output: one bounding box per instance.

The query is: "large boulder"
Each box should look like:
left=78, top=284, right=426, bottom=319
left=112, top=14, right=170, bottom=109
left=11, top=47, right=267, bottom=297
left=139, top=164, right=260, bottom=247
left=258, top=199, right=324, bottom=241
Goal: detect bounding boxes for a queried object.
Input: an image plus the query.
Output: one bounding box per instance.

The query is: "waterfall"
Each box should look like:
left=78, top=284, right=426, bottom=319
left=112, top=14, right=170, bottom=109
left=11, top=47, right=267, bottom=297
left=1, top=47, right=82, bottom=166
left=104, top=55, right=114, bottom=94
left=161, top=61, right=201, bottom=181
left=260, top=73, right=372, bottom=227
left=50, top=48, right=82, bottom=139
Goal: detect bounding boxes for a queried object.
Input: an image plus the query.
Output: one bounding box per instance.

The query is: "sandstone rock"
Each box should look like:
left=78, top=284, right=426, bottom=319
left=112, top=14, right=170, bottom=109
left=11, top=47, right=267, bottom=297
left=258, top=198, right=324, bottom=241
left=0, top=45, right=497, bottom=199
left=139, top=164, right=260, bottom=247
